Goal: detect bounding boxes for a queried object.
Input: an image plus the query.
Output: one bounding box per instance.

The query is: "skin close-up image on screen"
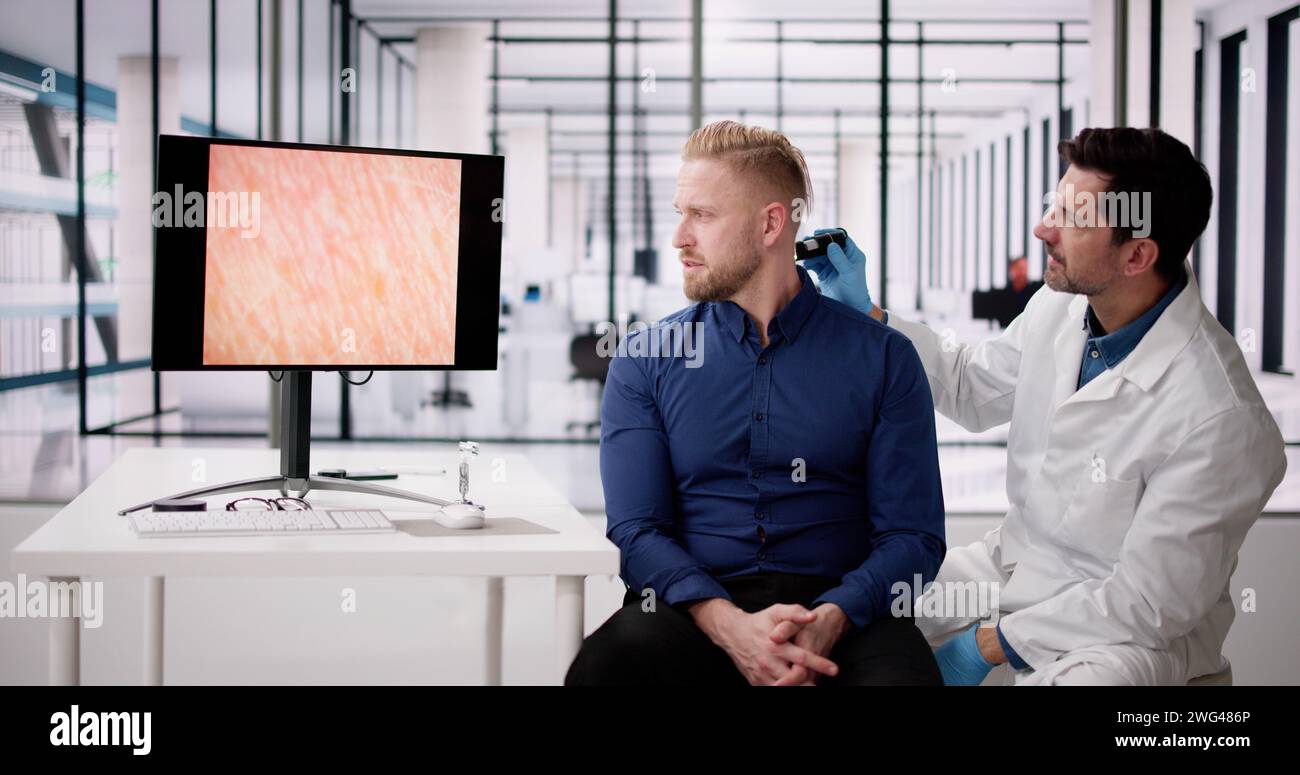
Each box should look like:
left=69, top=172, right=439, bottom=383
left=201, top=145, right=462, bottom=366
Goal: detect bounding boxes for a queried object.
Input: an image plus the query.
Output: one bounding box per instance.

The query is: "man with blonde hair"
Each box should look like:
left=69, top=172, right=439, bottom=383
left=565, top=121, right=946, bottom=686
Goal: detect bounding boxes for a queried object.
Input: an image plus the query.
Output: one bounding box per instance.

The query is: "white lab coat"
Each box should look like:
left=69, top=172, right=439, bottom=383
left=890, top=263, right=1287, bottom=685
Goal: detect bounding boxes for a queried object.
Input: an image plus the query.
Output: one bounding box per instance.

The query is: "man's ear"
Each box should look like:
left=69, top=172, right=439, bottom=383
left=760, top=202, right=787, bottom=248
left=1123, top=237, right=1160, bottom=277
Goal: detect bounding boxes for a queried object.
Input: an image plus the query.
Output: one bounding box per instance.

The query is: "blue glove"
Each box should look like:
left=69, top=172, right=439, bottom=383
left=933, top=624, right=996, bottom=686
left=801, top=227, right=873, bottom=316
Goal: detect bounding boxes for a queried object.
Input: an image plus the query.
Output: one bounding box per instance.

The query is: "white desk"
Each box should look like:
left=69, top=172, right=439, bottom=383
left=9, top=447, right=619, bottom=686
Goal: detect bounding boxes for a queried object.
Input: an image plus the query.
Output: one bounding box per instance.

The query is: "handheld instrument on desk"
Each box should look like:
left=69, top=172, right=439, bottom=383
left=317, top=467, right=447, bottom=480
left=317, top=469, right=398, bottom=481
left=150, top=498, right=207, bottom=511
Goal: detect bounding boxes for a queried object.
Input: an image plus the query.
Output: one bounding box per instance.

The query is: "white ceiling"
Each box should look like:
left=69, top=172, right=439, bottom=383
left=1, top=0, right=1097, bottom=222
left=354, top=0, right=1092, bottom=161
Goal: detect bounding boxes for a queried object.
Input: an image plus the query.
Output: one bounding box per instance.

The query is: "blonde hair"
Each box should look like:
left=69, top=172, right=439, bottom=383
left=681, top=120, right=812, bottom=220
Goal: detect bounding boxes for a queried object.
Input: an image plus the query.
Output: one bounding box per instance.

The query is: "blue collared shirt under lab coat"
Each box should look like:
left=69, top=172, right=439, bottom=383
left=598, top=266, right=946, bottom=631
left=1077, top=269, right=1189, bottom=389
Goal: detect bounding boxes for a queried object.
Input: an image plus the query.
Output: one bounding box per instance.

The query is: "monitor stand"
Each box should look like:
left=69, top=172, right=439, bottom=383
left=117, top=372, right=454, bottom=515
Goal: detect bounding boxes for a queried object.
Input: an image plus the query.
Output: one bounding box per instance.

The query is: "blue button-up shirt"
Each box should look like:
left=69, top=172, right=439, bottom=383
left=1077, top=270, right=1188, bottom=389
left=599, top=266, right=946, bottom=630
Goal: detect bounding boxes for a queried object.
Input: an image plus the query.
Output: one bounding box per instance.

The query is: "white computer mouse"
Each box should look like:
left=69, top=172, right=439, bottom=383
left=434, top=502, right=485, bottom=530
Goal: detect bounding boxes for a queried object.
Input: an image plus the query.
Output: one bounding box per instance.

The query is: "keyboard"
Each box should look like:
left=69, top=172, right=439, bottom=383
left=129, top=509, right=396, bottom=537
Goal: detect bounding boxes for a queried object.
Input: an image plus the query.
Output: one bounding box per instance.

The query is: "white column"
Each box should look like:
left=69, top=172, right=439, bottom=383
left=117, top=55, right=179, bottom=413
left=1089, top=0, right=1196, bottom=139
left=502, top=123, right=550, bottom=262
left=416, top=25, right=490, bottom=154
left=412, top=25, right=491, bottom=404
left=551, top=175, right=588, bottom=271
left=1089, top=0, right=1118, bottom=128
left=1286, top=33, right=1300, bottom=373
left=1126, top=0, right=1154, bottom=127
left=837, top=140, right=881, bottom=305
left=116, top=56, right=179, bottom=360
left=1238, top=15, right=1271, bottom=373
left=1158, top=0, right=1197, bottom=144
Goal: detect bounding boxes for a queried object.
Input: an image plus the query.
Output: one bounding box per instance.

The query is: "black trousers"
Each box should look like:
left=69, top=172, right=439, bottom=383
left=565, top=573, right=942, bottom=686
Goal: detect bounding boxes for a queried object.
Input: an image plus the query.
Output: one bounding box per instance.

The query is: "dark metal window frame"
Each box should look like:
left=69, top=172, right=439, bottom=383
left=31, top=3, right=1089, bottom=444
left=1262, top=6, right=1299, bottom=373
left=1216, top=29, right=1248, bottom=335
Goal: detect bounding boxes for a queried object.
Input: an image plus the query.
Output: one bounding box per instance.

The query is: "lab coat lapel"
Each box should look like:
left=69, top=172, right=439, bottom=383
left=1063, top=362, right=1125, bottom=405
left=1117, top=261, right=1203, bottom=393
left=1049, top=294, right=1090, bottom=410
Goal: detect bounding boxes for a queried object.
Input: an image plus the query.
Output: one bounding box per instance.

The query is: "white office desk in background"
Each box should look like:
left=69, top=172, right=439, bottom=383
left=10, top=447, right=619, bottom=686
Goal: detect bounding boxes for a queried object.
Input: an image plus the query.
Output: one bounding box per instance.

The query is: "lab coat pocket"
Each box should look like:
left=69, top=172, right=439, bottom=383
left=1060, top=474, right=1142, bottom=563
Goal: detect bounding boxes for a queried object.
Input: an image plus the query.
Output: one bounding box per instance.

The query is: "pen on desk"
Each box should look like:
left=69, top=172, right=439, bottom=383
left=316, top=467, right=446, bottom=481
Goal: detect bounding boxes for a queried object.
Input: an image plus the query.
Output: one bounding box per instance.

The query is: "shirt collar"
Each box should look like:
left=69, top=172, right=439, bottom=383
left=1083, top=268, right=1188, bottom=369
left=713, top=265, right=820, bottom=345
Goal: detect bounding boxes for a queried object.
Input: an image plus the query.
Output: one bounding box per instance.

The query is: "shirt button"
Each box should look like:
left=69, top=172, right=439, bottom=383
left=757, top=552, right=767, bottom=561
left=750, top=470, right=762, bottom=479
left=755, top=511, right=766, bottom=520
left=757, top=357, right=767, bottom=365
left=753, top=412, right=764, bottom=421
left=1090, top=349, right=1099, bottom=358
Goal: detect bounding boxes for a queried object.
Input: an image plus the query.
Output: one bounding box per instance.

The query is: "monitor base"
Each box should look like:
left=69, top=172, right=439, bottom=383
left=117, top=371, right=456, bottom=516
left=116, top=475, right=453, bottom=516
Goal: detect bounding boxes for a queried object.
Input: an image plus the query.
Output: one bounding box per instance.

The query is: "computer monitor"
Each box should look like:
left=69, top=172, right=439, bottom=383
left=151, top=135, right=503, bottom=371
left=117, top=136, right=505, bottom=514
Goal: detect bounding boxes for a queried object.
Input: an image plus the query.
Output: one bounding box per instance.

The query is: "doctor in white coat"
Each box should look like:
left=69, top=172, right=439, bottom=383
left=806, top=127, right=1287, bottom=685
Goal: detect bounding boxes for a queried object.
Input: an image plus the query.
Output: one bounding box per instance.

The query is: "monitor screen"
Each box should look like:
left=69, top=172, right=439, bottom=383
left=152, top=136, right=503, bottom=371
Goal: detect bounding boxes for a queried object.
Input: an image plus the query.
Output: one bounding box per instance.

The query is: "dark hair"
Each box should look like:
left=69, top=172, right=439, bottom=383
left=1057, top=127, right=1212, bottom=282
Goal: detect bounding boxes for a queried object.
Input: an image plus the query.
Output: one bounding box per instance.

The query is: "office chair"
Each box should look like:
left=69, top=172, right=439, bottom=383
left=566, top=332, right=611, bottom=435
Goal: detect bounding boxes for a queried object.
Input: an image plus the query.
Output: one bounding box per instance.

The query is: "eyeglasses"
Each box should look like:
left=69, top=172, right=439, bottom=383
left=225, top=496, right=312, bottom=511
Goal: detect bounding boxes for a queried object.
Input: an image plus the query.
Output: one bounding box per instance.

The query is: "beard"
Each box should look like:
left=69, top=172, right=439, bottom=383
left=682, top=242, right=764, bottom=302
left=1043, top=247, right=1113, bottom=296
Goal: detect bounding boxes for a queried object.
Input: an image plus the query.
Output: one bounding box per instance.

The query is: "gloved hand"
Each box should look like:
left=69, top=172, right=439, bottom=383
left=933, top=623, right=996, bottom=686
left=801, top=228, right=873, bottom=316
